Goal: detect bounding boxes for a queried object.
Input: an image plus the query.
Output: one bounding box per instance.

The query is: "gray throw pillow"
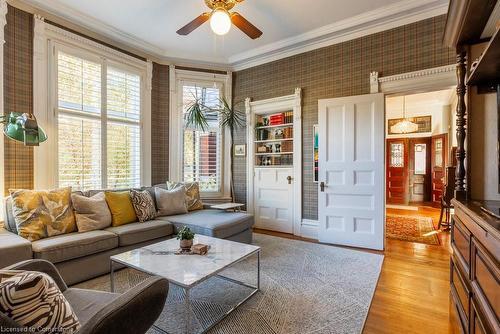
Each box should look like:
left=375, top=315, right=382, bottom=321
left=71, top=192, right=112, bottom=232
left=155, top=186, right=188, bottom=216
left=130, top=189, right=156, bottom=222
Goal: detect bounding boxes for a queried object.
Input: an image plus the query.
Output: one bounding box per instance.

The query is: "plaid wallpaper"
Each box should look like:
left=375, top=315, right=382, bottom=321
left=151, top=63, right=170, bottom=185
left=3, top=5, right=33, bottom=195
left=232, top=15, right=456, bottom=220
left=2, top=5, right=171, bottom=192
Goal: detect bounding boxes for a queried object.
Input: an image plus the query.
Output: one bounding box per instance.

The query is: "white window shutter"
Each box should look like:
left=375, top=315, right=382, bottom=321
left=56, top=52, right=142, bottom=191
left=182, top=85, right=222, bottom=193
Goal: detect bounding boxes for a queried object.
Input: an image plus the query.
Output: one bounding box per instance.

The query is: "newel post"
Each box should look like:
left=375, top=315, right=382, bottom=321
left=454, top=50, right=467, bottom=200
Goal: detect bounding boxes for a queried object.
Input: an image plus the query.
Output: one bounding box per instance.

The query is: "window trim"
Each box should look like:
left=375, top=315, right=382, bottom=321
left=33, top=17, right=152, bottom=191
left=169, top=68, right=232, bottom=200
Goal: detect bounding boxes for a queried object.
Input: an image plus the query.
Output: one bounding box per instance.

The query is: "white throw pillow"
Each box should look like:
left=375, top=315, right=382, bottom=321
left=0, top=270, right=80, bottom=333
left=155, top=186, right=188, bottom=216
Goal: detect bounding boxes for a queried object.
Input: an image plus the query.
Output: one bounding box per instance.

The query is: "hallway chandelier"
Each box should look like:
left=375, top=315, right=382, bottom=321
left=390, top=96, right=418, bottom=134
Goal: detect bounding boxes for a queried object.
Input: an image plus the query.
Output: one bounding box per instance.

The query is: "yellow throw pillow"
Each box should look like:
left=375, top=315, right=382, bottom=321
left=9, top=187, right=76, bottom=241
left=104, top=191, right=137, bottom=226
left=166, top=181, right=203, bottom=211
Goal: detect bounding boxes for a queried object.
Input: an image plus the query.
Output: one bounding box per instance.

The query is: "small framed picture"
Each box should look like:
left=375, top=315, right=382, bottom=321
left=234, top=144, right=246, bottom=156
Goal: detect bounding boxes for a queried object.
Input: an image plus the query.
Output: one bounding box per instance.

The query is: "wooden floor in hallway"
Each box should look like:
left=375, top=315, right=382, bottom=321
left=254, top=206, right=460, bottom=334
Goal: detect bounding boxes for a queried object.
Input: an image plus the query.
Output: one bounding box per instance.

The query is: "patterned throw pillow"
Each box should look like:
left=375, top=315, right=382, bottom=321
left=9, top=187, right=76, bottom=241
left=166, top=181, right=203, bottom=211
left=130, top=189, right=156, bottom=222
left=0, top=270, right=80, bottom=333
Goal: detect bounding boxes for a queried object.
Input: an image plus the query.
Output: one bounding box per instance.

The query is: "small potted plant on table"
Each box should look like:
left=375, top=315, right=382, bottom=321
left=177, top=226, right=195, bottom=251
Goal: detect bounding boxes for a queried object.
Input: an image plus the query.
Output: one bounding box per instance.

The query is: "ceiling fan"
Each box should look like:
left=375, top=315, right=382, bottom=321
left=176, top=0, right=263, bottom=39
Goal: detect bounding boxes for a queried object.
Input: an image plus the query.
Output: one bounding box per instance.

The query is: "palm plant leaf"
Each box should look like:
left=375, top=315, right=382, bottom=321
left=184, top=89, right=209, bottom=132
left=217, top=98, right=245, bottom=131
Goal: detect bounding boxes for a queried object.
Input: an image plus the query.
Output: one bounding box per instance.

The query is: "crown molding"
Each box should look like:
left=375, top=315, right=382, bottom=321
left=14, top=0, right=448, bottom=72
left=230, top=0, right=448, bottom=70
left=18, top=0, right=166, bottom=58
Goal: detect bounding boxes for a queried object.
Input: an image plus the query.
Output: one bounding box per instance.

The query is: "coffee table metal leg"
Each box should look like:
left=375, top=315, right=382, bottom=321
left=257, top=250, right=260, bottom=290
left=185, top=288, right=192, bottom=334
left=110, top=260, right=115, bottom=293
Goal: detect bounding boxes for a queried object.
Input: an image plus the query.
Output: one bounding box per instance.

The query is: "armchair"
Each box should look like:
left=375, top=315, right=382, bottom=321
left=0, top=259, right=168, bottom=334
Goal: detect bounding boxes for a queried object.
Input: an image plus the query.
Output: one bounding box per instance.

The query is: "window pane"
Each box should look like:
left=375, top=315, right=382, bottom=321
left=182, top=85, right=221, bottom=192
left=58, top=114, right=102, bottom=190
left=107, top=67, right=141, bottom=121
left=390, top=143, right=404, bottom=167
left=58, top=52, right=101, bottom=114
left=106, top=67, right=141, bottom=189
left=107, top=122, right=141, bottom=189
left=434, top=138, right=443, bottom=167
left=414, top=144, right=427, bottom=175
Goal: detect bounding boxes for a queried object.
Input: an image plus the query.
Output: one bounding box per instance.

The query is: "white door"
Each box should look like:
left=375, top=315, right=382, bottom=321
left=318, top=93, right=385, bottom=250
left=254, top=167, right=294, bottom=233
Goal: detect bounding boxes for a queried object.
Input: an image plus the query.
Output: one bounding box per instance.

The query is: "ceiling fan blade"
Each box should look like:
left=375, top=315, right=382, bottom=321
left=177, top=13, right=210, bottom=35
left=231, top=12, right=262, bottom=39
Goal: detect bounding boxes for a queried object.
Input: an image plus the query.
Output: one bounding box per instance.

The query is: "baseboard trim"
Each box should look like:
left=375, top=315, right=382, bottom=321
left=300, top=219, right=319, bottom=240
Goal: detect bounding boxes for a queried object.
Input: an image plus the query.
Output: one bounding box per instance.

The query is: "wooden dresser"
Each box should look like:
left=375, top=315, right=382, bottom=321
left=451, top=199, right=500, bottom=334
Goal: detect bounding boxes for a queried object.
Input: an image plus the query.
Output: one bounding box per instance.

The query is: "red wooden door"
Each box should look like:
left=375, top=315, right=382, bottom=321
left=431, top=134, right=448, bottom=204
left=386, top=138, right=409, bottom=205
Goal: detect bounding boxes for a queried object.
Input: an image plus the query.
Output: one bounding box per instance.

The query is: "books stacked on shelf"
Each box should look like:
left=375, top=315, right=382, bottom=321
left=283, top=127, right=293, bottom=139
left=257, top=154, right=293, bottom=166
left=254, top=111, right=294, bottom=167
left=269, top=113, right=284, bottom=125
left=281, top=141, right=293, bottom=153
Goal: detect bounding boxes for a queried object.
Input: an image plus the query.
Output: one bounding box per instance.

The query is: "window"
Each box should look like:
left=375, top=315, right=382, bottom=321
left=390, top=142, right=404, bottom=167
left=414, top=144, right=427, bottom=175
left=434, top=138, right=443, bottom=167
left=181, top=84, right=222, bottom=192
left=57, top=50, right=142, bottom=190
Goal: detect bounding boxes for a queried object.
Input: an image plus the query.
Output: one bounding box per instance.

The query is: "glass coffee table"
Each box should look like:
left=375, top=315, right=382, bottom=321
left=110, top=235, right=260, bottom=334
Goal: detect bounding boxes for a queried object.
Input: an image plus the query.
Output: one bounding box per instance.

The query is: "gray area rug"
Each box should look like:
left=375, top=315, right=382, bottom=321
left=75, top=233, right=384, bottom=334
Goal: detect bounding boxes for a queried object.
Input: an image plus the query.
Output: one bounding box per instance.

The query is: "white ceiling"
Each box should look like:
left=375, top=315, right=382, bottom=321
left=386, top=89, right=456, bottom=113
left=25, top=0, right=448, bottom=69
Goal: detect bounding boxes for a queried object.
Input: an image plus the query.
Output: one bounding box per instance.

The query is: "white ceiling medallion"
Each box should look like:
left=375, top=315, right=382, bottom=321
left=20, top=0, right=447, bottom=71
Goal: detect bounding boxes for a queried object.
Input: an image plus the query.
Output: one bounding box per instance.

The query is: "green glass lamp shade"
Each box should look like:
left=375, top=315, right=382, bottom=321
left=3, top=112, right=47, bottom=146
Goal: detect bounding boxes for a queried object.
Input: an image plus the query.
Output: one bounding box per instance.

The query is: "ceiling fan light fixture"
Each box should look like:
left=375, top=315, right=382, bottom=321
left=210, top=8, right=231, bottom=35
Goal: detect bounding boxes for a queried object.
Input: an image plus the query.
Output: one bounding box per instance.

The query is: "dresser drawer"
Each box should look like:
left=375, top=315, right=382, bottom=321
left=470, top=300, right=489, bottom=334
left=471, top=239, right=500, bottom=325
left=451, top=257, right=471, bottom=330
left=453, top=214, right=472, bottom=275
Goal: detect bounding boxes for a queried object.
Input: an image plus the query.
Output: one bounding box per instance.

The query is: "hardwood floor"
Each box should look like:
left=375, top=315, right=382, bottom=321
left=254, top=206, right=460, bottom=334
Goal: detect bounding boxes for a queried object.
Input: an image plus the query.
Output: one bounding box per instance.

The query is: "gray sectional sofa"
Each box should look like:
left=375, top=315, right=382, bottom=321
left=0, top=185, right=254, bottom=285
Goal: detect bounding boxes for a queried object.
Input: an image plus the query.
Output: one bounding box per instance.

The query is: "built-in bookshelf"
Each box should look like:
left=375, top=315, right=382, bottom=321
left=254, top=111, right=294, bottom=167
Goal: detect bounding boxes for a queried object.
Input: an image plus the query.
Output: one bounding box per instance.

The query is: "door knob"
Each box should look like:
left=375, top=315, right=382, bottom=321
left=320, top=182, right=325, bottom=192
left=287, top=176, right=292, bottom=184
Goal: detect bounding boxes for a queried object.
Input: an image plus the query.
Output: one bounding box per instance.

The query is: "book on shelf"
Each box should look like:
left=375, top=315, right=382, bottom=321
left=269, top=113, right=284, bottom=125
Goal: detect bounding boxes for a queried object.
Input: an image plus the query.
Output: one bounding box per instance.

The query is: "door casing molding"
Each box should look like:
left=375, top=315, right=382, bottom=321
left=245, top=88, right=302, bottom=235
left=370, top=64, right=456, bottom=95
